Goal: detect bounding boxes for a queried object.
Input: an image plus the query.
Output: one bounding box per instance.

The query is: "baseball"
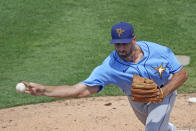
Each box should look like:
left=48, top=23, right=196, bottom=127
left=16, top=83, right=26, bottom=93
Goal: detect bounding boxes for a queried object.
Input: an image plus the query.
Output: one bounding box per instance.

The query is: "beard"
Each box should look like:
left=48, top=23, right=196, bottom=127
left=117, top=49, right=132, bottom=60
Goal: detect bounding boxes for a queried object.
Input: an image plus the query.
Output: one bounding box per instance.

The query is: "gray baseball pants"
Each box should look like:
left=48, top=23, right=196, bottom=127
left=128, top=91, right=177, bottom=131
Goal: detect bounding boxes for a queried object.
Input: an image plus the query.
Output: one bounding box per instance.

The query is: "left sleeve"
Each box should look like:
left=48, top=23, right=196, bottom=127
left=81, top=64, right=113, bottom=93
left=166, top=48, right=183, bottom=74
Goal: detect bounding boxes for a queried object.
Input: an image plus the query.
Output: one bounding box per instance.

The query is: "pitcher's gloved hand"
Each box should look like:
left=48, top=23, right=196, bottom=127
left=131, top=74, right=164, bottom=103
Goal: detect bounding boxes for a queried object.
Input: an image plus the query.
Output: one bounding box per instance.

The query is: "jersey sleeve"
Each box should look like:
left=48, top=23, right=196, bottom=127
left=81, top=64, right=113, bottom=93
left=166, top=48, right=183, bottom=74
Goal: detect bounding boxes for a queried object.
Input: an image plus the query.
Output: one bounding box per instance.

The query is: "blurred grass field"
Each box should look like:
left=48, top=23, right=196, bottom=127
left=0, top=0, right=195, bottom=109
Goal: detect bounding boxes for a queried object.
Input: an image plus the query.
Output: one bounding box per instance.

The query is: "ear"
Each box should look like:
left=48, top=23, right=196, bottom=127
left=132, top=36, right=136, bottom=42
left=131, top=36, right=136, bottom=45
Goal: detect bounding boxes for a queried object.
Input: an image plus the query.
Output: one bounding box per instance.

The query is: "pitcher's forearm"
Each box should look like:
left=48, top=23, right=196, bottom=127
left=42, top=85, right=80, bottom=98
left=23, top=82, right=98, bottom=98
left=162, top=68, right=188, bottom=97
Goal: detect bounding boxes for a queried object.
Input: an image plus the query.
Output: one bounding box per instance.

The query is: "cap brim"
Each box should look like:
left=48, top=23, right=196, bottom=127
left=110, top=38, right=133, bottom=44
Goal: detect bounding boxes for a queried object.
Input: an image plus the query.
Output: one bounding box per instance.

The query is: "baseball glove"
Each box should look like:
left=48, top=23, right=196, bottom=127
left=130, top=74, right=164, bottom=103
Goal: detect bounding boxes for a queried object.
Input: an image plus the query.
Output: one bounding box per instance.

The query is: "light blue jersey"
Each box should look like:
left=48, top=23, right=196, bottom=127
left=82, top=41, right=182, bottom=96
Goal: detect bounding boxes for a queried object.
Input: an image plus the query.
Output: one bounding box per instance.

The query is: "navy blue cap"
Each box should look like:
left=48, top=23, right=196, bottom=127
left=110, top=22, right=134, bottom=44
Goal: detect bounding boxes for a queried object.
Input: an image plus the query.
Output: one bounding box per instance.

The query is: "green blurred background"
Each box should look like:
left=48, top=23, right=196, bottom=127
left=0, top=0, right=195, bottom=108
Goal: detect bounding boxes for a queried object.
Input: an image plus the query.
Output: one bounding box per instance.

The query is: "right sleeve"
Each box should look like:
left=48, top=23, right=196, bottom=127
left=165, top=47, right=183, bottom=74
left=81, top=64, right=112, bottom=92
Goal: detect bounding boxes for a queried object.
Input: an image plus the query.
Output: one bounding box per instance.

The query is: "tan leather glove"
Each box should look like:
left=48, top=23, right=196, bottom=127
left=131, top=74, right=164, bottom=103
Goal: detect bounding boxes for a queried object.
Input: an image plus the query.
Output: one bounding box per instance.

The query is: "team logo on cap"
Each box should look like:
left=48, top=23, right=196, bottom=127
left=152, top=64, right=167, bottom=79
left=116, top=28, right=125, bottom=37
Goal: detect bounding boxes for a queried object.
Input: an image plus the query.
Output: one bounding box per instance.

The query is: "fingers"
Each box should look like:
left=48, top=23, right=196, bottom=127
left=21, top=81, right=33, bottom=88
left=18, top=81, right=45, bottom=96
left=24, top=90, right=36, bottom=95
left=21, top=81, right=39, bottom=96
left=21, top=81, right=36, bottom=88
left=24, top=90, right=32, bottom=95
left=24, top=87, right=41, bottom=96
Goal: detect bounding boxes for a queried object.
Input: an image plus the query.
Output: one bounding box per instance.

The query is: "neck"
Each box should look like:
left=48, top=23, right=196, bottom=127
left=124, top=45, right=143, bottom=63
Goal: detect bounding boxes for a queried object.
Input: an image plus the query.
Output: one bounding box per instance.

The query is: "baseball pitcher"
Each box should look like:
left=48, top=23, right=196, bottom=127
left=23, top=22, right=188, bottom=131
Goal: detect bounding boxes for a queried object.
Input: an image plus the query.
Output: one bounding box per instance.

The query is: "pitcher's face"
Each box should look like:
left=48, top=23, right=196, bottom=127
left=114, top=42, right=136, bottom=60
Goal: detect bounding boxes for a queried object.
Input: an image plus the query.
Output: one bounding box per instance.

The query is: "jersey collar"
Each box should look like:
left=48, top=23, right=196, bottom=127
left=114, top=42, right=147, bottom=65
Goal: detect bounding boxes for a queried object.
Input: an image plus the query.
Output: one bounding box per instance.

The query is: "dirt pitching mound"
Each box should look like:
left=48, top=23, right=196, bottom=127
left=0, top=94, right=196, bottom=131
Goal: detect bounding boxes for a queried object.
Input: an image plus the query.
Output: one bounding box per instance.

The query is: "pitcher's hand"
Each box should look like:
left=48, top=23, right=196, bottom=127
left=22, top=81, right=45, bottom=96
